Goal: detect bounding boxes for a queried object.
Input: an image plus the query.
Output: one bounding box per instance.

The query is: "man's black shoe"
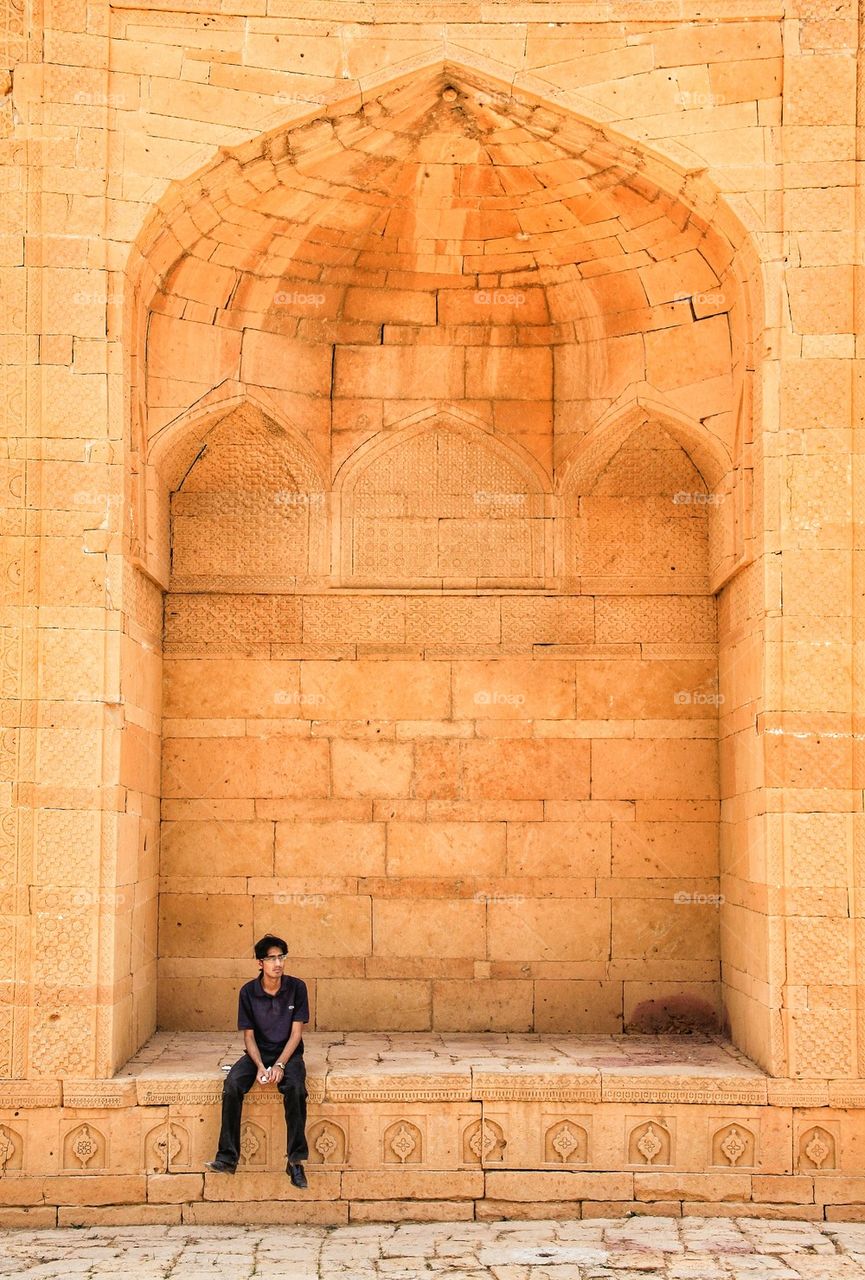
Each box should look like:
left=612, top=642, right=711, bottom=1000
left=204, top=1160, right=237, bottom=1175
left=287, top=1162, right=308, bottom=1188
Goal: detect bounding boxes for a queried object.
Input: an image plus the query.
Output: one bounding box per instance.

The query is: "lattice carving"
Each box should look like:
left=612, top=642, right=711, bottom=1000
left=164, top=593, right=302, bottom=655
left=165, top=403, right=325, bottom=590
left=342, top=421, right=544, bottom=584
left=595, top=595, right=717, bottom=643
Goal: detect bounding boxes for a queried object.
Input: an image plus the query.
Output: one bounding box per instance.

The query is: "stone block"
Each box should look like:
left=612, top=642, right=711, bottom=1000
left=301, top=660, right=451, bottom=721
left=315, top=979, right=431, bottom=1031
left=461, top=740, right=591, bottom=800
left=373, top=899, right=485, bottom=959
left=0, top=1207, right=58, bottom=1227
left=633, top=1171, right=750, bottom=1201
left=162, top=736, right=330, bottom=799
left=485, top=1170, right=634, bottom=1201
left=162, top=820, right=275, bottom=878
left=506, top=822, right=611, bottom=877
left=57, top=1204, right=182, bottom=1225
left=276, top=821, right=386, bottom=877
left=386, top=821, right=506, bottom=877
left=146, top=1173, right=204, bottom=1203
left=342, top=1170, right=481, bottom=1199
left=592, top=740, right=718, bottom=800
left=183, top=1199, right=348, bottom=1224
left=46, top=1174, right=146, bottom=1205
left=204, top=1169, right=340, bottom=1200
left=488, top=898, right=610, bottom=962
left=432, top=980, right=533, bottom=1032
left=349, top=1199, right=474, bottom=1222
left=331, top=741, right=414, bottom=798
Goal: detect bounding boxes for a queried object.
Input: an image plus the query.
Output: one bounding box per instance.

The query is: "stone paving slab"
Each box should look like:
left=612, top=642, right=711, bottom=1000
left=2, top=1218, right=865, bottom=1279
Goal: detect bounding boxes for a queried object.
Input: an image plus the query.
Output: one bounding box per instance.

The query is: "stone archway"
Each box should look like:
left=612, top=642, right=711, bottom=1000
left=119, top=61, right=769, bottom=1056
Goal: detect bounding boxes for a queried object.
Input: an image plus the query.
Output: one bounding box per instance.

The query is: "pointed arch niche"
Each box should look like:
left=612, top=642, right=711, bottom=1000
left=111, top=60, right=778, bottom=1076
left=334, top=408, right=551, bottom=588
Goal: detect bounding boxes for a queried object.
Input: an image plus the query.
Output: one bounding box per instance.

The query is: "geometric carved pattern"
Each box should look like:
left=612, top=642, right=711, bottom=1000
left=383, top=1119, right=422, bottom=1164
left=343, top=421, right=544, bottom=585
left=164, top=593, right=302, bottom=655
left=167, top=404, right=325, bottom=591
left=145, top=1120, right=190, bottom=1173
left=566, top=424, right=710, bottom=588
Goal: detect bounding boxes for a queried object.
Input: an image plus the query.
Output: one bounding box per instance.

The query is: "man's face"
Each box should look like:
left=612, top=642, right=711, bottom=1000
left=258, top=947, right=287, bottom=977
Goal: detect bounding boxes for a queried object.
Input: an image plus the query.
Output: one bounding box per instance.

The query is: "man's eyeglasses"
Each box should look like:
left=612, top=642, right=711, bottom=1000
left=262, top=953, right=287, bottom=964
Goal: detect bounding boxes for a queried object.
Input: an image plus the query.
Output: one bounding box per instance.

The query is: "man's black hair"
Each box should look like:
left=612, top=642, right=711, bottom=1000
left=254, top=934, right=288, bottom=960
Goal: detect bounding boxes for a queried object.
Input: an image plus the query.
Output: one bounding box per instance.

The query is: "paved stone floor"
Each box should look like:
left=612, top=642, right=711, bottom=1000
left=2, top=1218, right=865, bottom=1278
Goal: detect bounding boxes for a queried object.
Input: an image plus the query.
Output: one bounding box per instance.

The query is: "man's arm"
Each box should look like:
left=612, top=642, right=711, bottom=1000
left=272, top=1022, right=307, bottom=1072
left=243, top=1028, right=266, bottom=1073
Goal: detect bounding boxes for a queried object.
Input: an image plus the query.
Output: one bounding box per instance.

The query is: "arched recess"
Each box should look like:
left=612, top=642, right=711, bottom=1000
left=114, top=58, right=774, bottom=1061
left=333, top=407, right=552, bottom=588
left=558, top=394, right=737, bottom=595
left=143, top=382, right=329, bottom=591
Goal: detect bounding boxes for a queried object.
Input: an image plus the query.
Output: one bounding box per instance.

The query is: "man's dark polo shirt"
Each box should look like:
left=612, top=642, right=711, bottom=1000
left=238, top=974, right=309, bottom=1059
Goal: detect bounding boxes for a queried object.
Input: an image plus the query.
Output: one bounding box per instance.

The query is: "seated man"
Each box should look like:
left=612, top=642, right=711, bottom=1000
left=206, top=934, right=310, bottom=1187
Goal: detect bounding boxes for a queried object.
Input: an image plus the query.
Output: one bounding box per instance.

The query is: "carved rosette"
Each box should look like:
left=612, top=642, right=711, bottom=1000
left=544, top=1120, right=588, bottom=1165
left=383, top=1120, right=422, bottom=1165
left=308, top=1119, right=347, bottom=1165
left=63, top=1123, right=106, bottom=1170
left=799, top=1125, right=837, bottom=1172
left=463, top=1118, right=506, bottom=1164
left=239, top=1120, right=267, bottom=1167
left=628, top=1120, right=672, bottom=1166
left=711, top=1123, right=756, bottom=1169
left=0, top=1123, right=22, bottom=1171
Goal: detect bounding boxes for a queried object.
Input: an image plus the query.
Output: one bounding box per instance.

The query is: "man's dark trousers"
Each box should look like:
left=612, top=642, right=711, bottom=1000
left=215, top=1052, right=309, bottom=1168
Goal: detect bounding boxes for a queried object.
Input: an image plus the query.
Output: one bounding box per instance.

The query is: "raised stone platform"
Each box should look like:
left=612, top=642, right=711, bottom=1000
left=1, top=1034, right=862, bottom=1226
